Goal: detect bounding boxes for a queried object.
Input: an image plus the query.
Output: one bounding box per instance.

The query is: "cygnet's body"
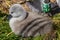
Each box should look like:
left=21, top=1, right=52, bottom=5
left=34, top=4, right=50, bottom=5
left=9, top=4, right=53, bottom=37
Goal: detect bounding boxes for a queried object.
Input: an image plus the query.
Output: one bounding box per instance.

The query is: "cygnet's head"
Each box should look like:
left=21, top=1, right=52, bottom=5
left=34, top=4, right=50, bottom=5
left=9, top=4, right=26, bottom=17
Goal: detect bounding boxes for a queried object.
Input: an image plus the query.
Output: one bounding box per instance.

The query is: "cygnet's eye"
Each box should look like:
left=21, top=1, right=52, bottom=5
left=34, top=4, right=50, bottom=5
left=11, top=12, right=13, bottom=14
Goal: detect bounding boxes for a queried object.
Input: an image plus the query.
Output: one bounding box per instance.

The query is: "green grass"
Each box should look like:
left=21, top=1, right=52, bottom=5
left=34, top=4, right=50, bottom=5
left=0, top=12, right=60, bottom=40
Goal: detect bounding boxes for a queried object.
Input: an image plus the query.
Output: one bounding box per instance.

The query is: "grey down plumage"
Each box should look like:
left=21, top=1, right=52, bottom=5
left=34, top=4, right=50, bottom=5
left=9, top=4, right=53, bottom=37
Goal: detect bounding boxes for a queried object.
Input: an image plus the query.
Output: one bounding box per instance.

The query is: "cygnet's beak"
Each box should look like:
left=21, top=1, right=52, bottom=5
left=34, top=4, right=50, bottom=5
left=7, top=15, right=12, bottom=20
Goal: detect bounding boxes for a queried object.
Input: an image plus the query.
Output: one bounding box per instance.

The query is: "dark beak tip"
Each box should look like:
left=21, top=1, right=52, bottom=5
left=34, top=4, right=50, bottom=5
left=7, top=15, right=12, bottom=20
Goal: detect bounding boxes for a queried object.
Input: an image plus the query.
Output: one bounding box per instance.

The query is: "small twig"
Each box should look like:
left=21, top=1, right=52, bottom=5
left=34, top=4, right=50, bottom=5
left=2, top=15, right=7, bottom=20
left=7, top=32, right=13, bottom=36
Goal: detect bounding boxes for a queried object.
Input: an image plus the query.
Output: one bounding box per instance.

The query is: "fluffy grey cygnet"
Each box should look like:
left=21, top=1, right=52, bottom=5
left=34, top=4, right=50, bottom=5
left=9, top=4, right=53, bottom=37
